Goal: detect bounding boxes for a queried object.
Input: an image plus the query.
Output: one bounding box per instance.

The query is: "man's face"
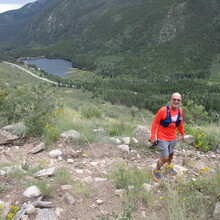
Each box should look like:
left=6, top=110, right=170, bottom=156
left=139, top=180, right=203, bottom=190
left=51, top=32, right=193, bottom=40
left=171, top=94, right=181, bottom=108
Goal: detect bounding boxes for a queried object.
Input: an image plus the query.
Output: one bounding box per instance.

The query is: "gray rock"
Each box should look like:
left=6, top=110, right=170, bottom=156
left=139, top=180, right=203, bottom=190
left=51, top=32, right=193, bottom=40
left=122, top=137, right=130, bottom=145
left=23, top=186, right=41, bottom=198
left=117, top=144, right=129, bottom=152
left=96, top=199, right=104, bottom=205
left=34, top=167, right=56, bottom=178
left=133, top=126, right=150, bottom=144
left=184, top=135, right=194, bottom=144
left=60, top=130, right=80, bottom=140
left=35, top=208, right=59, bottom=220
left=0, top=170, right=6, bottom=176
left=213, top=202, right=220, bottom=219
left=29, top=142, right=45, bottom=154
left=49, top=149, right=63, bottom=158
left=64, top=192, right=76, bottom=205
left=2, top=122, right=27, bottom=136
left=132, top=137, right=139, bottom=144
left=0, top=129, right=19, bottom=145
left=115, top=189, right=126, bottom=196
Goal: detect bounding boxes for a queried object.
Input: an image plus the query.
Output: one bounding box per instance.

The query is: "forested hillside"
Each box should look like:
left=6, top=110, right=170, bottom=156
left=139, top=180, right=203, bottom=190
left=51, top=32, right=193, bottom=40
left=0, top=0, right=220, bottom=114
left=0, top=0, right=52, bottom=42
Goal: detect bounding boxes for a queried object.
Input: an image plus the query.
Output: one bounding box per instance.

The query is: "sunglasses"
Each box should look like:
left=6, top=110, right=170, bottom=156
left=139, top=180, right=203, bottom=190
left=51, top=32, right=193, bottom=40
left=172, top=99, right=181, bottom=102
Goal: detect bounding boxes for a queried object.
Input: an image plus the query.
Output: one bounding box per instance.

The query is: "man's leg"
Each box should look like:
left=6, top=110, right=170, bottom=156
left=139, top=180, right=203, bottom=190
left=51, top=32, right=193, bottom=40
left=152, top=139, right=170, bottom=181
left=166, top=152, right=177, bottom=175
left=167, top=152, right=174, bottom=164
left=155, top=156, right=169, bottom=170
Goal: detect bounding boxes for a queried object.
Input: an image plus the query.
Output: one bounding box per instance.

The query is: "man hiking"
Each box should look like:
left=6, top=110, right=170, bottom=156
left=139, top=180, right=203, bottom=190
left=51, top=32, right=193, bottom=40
left=150, top=92, right=185, bottom=181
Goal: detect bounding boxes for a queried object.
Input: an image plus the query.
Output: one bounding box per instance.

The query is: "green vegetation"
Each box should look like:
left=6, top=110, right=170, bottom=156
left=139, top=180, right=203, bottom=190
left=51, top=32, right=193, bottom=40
left=0, top=0, right=219, bottom=117
left=0, top=59, right=219, bottom=220
left=0, top=205, right=19, bottom=220
left=109, top=162, right=220, bottom=220
left=0, top=61, right=219, bottom=152
left=110, top=161, right=152, bottom=189
left=30, top=180, right=54, bottom=197
left=55, top=168, right=72, bottom=185
left=209, top=54, right=220, bottom=83
left=72, top=183, right=92, bottom=197
left=0, top=1, right=219, bottom=218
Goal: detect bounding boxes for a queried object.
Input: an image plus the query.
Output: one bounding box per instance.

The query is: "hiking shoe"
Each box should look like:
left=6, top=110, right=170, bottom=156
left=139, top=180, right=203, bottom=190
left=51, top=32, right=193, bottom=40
left=166, top=164, right=177, bottom=176
left=152, top=170, right=161, bottom=182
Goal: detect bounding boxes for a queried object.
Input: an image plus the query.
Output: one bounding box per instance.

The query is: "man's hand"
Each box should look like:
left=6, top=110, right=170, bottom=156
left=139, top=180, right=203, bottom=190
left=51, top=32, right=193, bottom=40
left=180, top=135, right=185, bottom=143
left=150, top=139, right=158, bottom=146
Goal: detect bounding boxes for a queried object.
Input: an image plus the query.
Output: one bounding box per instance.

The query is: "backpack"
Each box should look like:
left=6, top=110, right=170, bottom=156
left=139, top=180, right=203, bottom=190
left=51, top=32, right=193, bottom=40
left=160, top=105, right=182, bottom=127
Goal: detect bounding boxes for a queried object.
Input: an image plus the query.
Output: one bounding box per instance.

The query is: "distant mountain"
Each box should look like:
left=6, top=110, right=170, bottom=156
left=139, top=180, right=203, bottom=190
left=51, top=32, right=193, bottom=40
left=1, top=0, right=220, bottom=80
left=0, top=0, right=53, bottom=42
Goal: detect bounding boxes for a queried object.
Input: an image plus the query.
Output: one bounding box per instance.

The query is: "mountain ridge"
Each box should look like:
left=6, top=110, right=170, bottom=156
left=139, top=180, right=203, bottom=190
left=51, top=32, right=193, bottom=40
left=1, top=0, right=218, bottom=80
left=0, top=0, right=53, bottom=42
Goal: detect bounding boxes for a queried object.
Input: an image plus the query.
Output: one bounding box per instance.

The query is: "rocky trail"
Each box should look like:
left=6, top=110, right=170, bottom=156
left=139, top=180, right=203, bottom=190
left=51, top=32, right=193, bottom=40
left=0, top=126, right=219, bottom=220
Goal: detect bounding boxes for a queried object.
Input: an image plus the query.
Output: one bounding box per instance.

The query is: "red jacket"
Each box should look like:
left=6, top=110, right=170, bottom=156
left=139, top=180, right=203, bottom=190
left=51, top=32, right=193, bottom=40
left=150, top=105, right=184, bottom=141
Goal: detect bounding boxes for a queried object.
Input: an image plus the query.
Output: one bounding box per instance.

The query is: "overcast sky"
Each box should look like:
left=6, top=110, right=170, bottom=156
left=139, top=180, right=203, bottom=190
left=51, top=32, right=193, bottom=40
left=0, top=0, right=37, bottom=13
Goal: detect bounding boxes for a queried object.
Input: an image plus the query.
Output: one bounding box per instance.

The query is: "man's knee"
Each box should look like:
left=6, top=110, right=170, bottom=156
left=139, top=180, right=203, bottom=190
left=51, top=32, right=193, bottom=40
left=160, top=156, right=169, bottom=163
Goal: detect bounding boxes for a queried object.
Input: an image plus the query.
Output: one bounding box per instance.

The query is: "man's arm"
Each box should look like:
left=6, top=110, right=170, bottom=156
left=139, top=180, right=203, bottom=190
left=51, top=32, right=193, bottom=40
left=150, top=108, right=163, bottom=142
left=178, top=108, right=185, bottom=142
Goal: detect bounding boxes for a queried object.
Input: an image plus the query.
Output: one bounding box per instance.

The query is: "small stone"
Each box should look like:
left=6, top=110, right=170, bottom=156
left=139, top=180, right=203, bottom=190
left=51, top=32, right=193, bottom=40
left=96, top=199, right=104, bottom=205
left=67, top=158, right=74, bottom=163
left=117, top=144, right=129, bottom=152
left=64, top=192, right=76, bottom=205
left=115, top=189, right=126, bottom=196
left=49, top=149, right=62, bottom=158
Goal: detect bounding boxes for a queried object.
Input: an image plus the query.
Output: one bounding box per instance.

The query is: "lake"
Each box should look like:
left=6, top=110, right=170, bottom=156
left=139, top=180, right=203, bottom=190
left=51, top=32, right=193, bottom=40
left=21, top=58, right=73, bottom=77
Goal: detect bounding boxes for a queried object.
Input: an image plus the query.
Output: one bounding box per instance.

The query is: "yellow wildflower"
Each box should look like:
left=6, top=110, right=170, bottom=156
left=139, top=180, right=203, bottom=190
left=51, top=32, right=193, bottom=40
left=55, top=108, right=64, bottom=114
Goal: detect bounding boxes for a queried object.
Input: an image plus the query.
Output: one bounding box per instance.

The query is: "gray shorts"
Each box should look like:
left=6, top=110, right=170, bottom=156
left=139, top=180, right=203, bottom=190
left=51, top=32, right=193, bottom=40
left=157, top=139, right=177, bottom=157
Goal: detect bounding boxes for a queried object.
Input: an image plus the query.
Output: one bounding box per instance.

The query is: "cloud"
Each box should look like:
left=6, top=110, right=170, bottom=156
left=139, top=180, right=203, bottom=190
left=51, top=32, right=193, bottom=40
left=0, top=1, right=37, bottom=13
left=0, top=0, right=34, bottom=4
left=0, top=4, right=22, bottom=13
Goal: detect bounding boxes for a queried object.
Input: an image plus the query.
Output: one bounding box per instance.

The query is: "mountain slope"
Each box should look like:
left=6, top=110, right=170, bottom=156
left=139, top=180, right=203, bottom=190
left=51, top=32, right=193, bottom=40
left=0, top=0, right=52, bottom=42
left=3, top=0, right=218, bottom=80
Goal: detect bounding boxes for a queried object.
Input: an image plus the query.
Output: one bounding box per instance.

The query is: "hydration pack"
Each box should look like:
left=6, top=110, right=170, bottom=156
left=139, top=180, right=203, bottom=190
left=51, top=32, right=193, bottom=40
left=160, top=105, right=182, bottom=127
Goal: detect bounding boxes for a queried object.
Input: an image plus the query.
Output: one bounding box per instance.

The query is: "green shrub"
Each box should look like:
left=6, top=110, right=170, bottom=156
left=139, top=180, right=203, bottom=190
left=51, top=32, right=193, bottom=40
left=32, top=180, right=54, bottom=197
left=55, top=168, right=72, bottom=184
left=183, top=100, right=208, bottom=125
left=43, top=123, right=60, bottom=144
left=106, top=121, right=131, bottom=137
left=0, top=86, right=56, bottom=136
left=110, top=161, right=152, bottom=189
left=81, top=105, right=103, bottom=119
left=72, top=183, right=92, bottom=197
left=192, top=127, right=210, bottom=152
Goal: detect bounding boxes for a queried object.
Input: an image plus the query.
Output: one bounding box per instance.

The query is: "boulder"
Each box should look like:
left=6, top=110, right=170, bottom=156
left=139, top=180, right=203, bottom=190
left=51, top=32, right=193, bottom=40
left=0, top=130, right=19, bottom=145
left=133, top=125, right=150, bottom=144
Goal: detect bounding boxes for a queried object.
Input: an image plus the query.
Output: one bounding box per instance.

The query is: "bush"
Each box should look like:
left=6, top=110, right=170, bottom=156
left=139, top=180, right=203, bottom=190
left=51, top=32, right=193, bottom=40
left=183, top=100, right=208, bottom=125
left=106, top=121, right=133, bottom=137
left=81, top=105, right=103, bottom=119
left=0, top=86, right=56, bottom=136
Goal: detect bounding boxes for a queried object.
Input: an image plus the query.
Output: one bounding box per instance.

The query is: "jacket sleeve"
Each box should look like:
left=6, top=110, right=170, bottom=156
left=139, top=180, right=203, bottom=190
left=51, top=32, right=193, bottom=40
left=177, top=108, right=184, bottom=135
left=150, top=108, right=163, bottom=140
